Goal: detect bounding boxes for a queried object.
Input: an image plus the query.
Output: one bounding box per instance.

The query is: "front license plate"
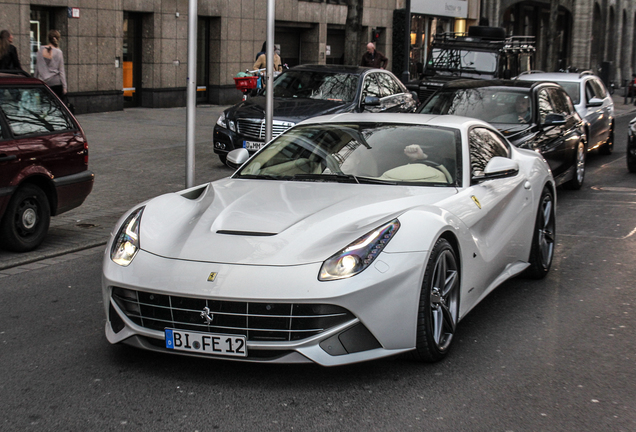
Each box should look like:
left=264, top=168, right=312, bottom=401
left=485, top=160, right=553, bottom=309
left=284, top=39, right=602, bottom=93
left=165, top=329, right=247, bottom=357
left=243, top=140, right=264, bottom=151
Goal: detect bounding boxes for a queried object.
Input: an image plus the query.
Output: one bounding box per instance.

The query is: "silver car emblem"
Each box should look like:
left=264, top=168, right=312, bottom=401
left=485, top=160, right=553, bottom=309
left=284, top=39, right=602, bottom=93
left=200, top=306, right=214, bottom=324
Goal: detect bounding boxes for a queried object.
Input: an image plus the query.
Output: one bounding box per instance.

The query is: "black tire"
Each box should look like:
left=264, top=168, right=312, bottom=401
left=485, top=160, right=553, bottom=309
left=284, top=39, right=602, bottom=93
left=524, top=187, right=555, bottom=279
left=412, top=238, right=460, bottom=362
left=0, top=184, right=51, bottom=252
left=599, top=121, right=614, bottom=155
left=628, top=136, right=636, bottom=173
left=565, top=139, right=586, bottom=190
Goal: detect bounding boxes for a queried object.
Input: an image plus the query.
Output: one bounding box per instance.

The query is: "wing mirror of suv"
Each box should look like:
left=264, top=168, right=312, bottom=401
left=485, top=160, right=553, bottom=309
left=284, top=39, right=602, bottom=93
left=586, top=97, right=604, bottom=107
left=362, top=96, right=381, bottom=107
left=542, top=113, right=567, bottom=127
left=227, top=148, right=250, bottom=170
left=472, top=157, right=519, bottom=183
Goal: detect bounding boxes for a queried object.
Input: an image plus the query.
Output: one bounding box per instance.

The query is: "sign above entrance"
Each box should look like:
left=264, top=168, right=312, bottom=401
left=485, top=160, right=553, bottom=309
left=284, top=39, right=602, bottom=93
left=67, top=7, right=80, bottom=19
left=411, top=0, right=467, bottom=18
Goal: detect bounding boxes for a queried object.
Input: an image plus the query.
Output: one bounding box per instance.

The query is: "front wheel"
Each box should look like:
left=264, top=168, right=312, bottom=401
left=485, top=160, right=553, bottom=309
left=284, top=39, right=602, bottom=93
left=0, top=184, right=51, bottom=252
left=412, top=238, right=460, bottom=362
left=524, top=187, right=556, bottom=279
left=565, top=140, right=586, bottom=190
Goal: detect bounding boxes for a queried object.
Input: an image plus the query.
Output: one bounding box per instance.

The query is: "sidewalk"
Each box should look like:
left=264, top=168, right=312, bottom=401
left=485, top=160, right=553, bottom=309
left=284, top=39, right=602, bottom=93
left=2, top=97, right=636, bottom=273
left=0, top=104, right=233, bottom=273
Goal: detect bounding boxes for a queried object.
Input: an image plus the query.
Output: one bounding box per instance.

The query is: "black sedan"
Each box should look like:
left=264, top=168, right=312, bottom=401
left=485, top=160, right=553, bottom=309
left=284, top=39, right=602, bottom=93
left=418, top=79, right=587, bottom=189
left=213, top=64, right=418, bottom=165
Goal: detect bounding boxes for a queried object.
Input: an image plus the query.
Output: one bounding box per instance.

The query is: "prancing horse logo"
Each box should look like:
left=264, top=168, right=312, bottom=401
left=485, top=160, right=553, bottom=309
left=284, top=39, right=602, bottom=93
left=200, top=307, right=214, bottom=324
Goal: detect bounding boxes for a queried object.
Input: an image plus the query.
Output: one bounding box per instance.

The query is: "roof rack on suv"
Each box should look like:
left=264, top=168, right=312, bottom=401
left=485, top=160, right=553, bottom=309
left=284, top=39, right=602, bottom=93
left=0, top=69, right=31, bottom=78
left=579, top=70, right=595, bottom=78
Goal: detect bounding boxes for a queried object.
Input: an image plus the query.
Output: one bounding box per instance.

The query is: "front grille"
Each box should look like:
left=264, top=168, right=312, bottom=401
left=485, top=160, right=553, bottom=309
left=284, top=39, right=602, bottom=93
left=111, top=287, right=354, bottom=342
left=237, top=118, right=294, bottom=140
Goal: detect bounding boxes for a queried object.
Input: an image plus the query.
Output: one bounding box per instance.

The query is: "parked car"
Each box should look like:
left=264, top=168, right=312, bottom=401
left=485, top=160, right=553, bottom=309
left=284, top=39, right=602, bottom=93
left=103, top=113, right=555, bottom=366
left=417, top=79, right=587, bottom=189
left=628, top=117, right=636, bottom=172
left=0, top=72, right=93, bottom=252
left=516, top=71, right=615, bottom=154
left=213, top=64, right=418, bottom=165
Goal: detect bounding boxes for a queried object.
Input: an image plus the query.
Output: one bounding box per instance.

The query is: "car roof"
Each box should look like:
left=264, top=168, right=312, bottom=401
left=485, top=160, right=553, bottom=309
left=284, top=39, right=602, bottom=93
left=441, top=78, right=537, bottom=90
left=288, top=64, right=382, bottom=75
left=516, top=71, right=597, bottom=83
left=0, top=71, right=44, bottom=86
left=297, top=112, right=492, bottom=130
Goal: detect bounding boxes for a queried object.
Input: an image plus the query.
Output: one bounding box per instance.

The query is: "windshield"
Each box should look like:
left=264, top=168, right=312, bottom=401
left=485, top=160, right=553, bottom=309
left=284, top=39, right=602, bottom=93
left=419, top=88, right=532, bottom=125
left=556, top=81, right=581, bottom=104
left=429, top=49, right=498, bottom=74
left=268, top=70, right=359, bottom=102
left=235, top=123, right=460, bottom=186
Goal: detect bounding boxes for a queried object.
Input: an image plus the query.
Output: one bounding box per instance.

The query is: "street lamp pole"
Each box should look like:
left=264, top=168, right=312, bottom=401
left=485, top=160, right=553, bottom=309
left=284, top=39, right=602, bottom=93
left=185, top=0, right=197, bottom=188
left=265, top=0, right=275, bottom=142
left=401, top=0, right=411, bottom=84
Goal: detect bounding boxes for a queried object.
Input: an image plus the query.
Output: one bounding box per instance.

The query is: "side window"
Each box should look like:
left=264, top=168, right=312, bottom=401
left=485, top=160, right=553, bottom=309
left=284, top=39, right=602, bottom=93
left=585, top=81, right=595, bottom=102
left=537, top=88, right=555, bottom=123
left=469, top=127, right=510, bottom=177
left=362, top=74, right=382, bottom=98
left=591, top=78, right=607, bottom=98
left=548, top=88, right=570, bottom=116
left=0, top=87, right=73, bottom=137
left=377, top=73, right=402, bottom=96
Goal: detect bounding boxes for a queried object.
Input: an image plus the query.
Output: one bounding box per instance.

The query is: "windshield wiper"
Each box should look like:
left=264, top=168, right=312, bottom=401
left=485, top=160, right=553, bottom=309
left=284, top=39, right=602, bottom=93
left=237, top=174, right=282, bottom=180
left=292, top=173, right=360, bottom=183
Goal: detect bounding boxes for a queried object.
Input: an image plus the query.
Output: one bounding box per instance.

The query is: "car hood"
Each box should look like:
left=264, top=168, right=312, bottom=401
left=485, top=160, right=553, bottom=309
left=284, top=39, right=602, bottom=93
left=227, top=96, right=355, bottom=123
left=138, top=179, right=457, bottom=265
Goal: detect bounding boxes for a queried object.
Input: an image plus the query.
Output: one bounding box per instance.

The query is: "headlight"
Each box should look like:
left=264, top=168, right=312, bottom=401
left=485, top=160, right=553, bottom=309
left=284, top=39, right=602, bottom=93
left=216, top=112, right=226, bottom=128
left=319, top=219, right=400, bottom=281
left=111, top=207, right=144, bottom=267
left=216, top=112, right=236, bottom=132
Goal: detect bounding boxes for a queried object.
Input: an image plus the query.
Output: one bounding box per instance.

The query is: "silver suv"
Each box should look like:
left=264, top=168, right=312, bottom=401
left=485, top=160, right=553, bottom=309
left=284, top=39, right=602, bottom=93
left=516, top=71, right=614, bottom=154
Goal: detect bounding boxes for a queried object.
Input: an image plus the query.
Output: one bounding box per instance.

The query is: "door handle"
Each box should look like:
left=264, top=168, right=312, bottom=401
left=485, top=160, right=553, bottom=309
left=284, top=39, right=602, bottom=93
left=0, top=154, right=18, bottom=163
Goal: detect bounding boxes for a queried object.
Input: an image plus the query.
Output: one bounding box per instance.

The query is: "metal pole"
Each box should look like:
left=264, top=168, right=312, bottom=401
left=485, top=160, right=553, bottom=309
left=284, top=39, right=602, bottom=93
left=185, top=0, right=197, bottom=188
left=401, top=0, right=411, bottom=84
left=265, top=0, right=275, bottom=142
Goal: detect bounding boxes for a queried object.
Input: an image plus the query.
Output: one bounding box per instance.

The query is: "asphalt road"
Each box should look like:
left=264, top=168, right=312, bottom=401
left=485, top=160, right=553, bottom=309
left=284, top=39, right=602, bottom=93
left=1, top=110, right=635, bottom=431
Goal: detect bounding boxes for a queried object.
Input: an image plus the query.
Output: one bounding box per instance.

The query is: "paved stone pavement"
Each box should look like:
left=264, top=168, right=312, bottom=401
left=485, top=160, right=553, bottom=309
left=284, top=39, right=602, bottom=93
left=2, top=94, right=636, bottom=275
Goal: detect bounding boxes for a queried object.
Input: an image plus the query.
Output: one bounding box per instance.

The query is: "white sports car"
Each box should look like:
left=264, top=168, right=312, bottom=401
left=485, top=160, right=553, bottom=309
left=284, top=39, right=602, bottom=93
left=102, top=113, right=556, bottom=366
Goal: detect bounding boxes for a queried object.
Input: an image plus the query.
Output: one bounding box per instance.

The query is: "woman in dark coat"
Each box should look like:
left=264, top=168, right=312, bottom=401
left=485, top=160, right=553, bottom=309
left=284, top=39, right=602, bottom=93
left=0, top=30, right=23, bottom=71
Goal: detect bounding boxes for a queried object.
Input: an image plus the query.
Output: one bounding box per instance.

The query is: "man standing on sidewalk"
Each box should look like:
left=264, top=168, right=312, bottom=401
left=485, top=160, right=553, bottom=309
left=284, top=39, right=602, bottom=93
left=360, top=42, right=388, bottom=69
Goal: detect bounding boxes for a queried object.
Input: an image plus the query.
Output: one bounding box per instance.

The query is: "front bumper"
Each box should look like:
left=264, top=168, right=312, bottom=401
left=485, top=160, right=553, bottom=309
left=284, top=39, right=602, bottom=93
left=102, top=248, right=427, bottom=366
left=213, top=125, right=258, bottom=159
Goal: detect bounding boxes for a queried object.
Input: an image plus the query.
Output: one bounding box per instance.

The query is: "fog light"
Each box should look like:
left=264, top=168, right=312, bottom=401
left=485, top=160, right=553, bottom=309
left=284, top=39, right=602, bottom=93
left=215, top=142, right=226, bottom=150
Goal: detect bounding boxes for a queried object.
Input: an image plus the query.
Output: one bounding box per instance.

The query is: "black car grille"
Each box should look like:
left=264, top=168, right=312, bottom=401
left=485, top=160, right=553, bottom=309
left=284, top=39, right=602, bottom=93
left=237, top=118, right=294, bottom=140
left=111, top=287, right=354, bottom=342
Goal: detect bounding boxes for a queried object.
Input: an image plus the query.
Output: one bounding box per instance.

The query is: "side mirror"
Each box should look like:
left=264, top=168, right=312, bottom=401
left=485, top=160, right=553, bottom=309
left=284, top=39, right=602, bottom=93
left=472, top=157, right=519, bottom=183
left=543, top=113, right=567, bottom=127
left=587, top=97, right=603, bottom=107
left=363, top=96, right=381, bottom=107
left=227, top=148, right=250, bottom=170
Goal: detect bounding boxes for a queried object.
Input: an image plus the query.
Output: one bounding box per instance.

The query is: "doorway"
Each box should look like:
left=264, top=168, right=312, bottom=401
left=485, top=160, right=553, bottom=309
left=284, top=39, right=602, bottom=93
left=123, top=12, right=143, bottom=108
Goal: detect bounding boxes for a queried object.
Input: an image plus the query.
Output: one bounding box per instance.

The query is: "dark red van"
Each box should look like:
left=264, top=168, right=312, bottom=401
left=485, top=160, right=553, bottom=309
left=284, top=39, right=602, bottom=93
left=0, top=72, right=93, bottom=252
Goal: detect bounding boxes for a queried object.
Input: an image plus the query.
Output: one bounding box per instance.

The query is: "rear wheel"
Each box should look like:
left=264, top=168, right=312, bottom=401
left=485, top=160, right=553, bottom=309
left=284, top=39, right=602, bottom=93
left=627, top=137, right=636, bottom=173
left=524, top=187, right=555, bottom=279
left=0, top=184, right=51, bottom=252
left=565, top=140, right=586, bottom=190
left=412, top=238, right=460, bottom=362
left=599, top=121, right=614, bottom=155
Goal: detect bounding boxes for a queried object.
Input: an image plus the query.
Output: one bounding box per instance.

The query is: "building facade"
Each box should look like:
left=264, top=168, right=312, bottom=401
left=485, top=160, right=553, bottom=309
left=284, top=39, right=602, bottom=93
left=2, top=0, right=632, bottom=114
left=1, top=0, right=399, bottom=113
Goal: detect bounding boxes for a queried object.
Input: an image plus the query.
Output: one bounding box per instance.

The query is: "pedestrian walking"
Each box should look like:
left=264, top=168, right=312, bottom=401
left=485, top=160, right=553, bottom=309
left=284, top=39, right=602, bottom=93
left=34, top=30, right=67, bottom=102
left=360, top=42, right=388, bottom=69
left=253, top=41, right=282, bottom=72
left=0, top=30, right=23, bottom=71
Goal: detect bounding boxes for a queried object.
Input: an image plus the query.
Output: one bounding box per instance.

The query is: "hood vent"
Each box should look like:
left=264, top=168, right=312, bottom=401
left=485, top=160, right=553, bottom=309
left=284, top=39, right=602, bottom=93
left=216, top=230, right=277, bottom=237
